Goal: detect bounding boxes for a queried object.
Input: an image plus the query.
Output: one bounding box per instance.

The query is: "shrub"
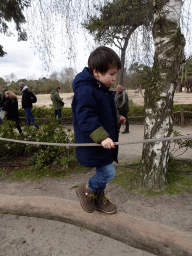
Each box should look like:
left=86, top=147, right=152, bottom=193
left=18, top=107, right=73, bottom=125
left=0, top=119, right=75, bottom=169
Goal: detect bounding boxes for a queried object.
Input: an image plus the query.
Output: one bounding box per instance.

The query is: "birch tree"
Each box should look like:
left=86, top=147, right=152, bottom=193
left=140, top=0, right=185, bottom=188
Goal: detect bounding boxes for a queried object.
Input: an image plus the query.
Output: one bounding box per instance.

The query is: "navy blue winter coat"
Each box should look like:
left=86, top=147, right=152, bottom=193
left=72, top=67, right=119, bottom=167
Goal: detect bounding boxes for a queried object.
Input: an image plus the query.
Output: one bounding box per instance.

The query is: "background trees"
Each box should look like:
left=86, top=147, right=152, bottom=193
left=83, top=0, right=153, bottom=86
left=125, top=63, right=151, bottom=89
left=0, top=67, right=76, bottom=94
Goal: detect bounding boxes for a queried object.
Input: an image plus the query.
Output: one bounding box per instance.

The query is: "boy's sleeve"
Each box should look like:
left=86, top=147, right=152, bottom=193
left=90, top=127, right=109, bottom=144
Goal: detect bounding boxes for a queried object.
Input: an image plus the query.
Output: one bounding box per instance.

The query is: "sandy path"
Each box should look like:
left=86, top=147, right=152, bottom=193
left=17, top=90, right=192, bottom=109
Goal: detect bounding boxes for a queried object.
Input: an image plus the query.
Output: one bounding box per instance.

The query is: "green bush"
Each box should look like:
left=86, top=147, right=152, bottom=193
left=0, top=119, right=75, bottom=170
left=18, top=107, right=73, bottom=125
left=173, top=104, right=192, bottom=112
left=17, top=104, right=192, bottom=127
left=129, top=106, right=144, bottom=116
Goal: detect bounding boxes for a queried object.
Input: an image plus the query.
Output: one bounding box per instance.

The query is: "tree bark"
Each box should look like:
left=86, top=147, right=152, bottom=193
left=119, top=36, right=129, bottom=86
left=140, top=0, right=185, bottom=189
left=119, top=24, right=142, bottom=86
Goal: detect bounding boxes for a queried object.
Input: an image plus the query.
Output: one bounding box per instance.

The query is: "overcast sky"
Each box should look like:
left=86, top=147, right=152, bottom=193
left=0, top=31, right=93, bottom=81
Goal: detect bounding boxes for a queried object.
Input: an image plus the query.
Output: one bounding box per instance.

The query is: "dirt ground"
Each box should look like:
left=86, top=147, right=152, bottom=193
left=0, top=124, right=192, bottom=256
left=1, top=91, right=192, bottom=256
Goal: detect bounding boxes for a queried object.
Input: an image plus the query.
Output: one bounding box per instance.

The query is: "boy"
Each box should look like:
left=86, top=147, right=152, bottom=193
left=72, top=46, right=126, bottom=214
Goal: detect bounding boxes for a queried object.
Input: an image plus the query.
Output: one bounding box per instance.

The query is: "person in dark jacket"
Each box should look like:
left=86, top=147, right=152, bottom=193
left=19, top=82, right=38, bottom=129
left=115, top=85, right=129, bottom=133
left=0, top=89, right=8, bottom=122
left=50, top=87, right=64, bottom=125
left=0, top=93, right=2, bottom=125
left=2, top=91, right=22, bottom=134
left=1, top=89, right=8, bottom=107
left=72, top=46, right=125, bottom=214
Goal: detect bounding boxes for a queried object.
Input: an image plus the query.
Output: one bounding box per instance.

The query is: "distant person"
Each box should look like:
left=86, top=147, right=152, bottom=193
left=1, top=88, right=8, bottom=121
left=50, top=87, right=64, bottom=125
left=2, top=91, right=22, bottom=134
left=19, top=82, right=39, bottom=129
left=115, top=85, right=129, bottom=133
left=139, top=84, right=142, bottom=93
left=1, top=88, right=8, bottom=106
left=0, top=93, right=2, bottom=125
left=72, top=46, right=126, bottom=214
left=178, top=82, right=182, bottom=93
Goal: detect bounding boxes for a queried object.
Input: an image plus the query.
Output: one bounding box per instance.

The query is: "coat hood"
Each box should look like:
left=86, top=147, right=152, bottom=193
left=72, top=67, right=109, bottom=93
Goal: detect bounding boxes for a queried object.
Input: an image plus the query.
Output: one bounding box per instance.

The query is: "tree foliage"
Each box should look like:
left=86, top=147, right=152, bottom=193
left=83, top=0, right=153, bottom=85
left=0, top=0, right=30, bottom=57
left=83, top=0, right=152, bottom=44
left=125, top=62, right=151, bottom=88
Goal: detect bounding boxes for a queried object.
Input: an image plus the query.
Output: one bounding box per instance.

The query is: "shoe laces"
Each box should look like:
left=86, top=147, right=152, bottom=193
left=101, top=194, right=109, bottom=204
left=85, top=190, right=95, bottom=202
left=96, top=193, right=109, bottom=205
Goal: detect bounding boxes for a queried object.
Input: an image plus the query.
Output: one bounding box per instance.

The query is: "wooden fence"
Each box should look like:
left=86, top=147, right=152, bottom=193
left=18, top=110, right=192, bottom=126
left=173, top=108, right=192, bottom=126
left=129, top=108, right=192, bottom=125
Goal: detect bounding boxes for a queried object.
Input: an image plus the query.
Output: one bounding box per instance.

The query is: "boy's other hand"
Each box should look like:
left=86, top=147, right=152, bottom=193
left=118, top=116, right=126, bottom=124
left=101, top=138, right=116, bottom=149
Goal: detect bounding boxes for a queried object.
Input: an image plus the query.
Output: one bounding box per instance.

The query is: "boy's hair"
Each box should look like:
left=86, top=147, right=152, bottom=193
left=88, top=46, right=121, bottom=75
left=56, top=87, right=61, bottom=91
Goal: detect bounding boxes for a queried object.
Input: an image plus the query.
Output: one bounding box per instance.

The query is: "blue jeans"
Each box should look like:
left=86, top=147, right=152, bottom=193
left=24, top=108, right=38, bottom=128
left=55, top=109, right=61, bottom=124
left=88, top=163, right=116, bottom=194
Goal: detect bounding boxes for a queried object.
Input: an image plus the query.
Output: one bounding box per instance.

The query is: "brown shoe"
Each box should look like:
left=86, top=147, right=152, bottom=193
left=76, top=184, right=96, bottom=213
left=95, top=193, right=117, bottom=214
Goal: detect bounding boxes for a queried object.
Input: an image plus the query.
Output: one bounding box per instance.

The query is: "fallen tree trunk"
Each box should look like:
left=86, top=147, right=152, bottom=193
left=0, top=194, right=191, bottom=256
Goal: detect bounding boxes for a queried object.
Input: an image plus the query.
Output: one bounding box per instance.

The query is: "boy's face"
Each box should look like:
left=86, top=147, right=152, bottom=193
left=93, top=67, right=118, bottom=87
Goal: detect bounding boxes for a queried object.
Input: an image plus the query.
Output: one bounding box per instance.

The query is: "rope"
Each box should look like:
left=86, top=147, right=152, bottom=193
left=0, top=134, right=192, bottom=147
left=19, top=116, right=73, bottom=120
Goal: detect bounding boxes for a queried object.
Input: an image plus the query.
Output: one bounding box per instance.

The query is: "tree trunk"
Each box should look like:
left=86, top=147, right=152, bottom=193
left=140, top=0, right=185, bottom=189
left=119, top=24, right=142, bottom=86
left=119, top=45, right=127, bottom=86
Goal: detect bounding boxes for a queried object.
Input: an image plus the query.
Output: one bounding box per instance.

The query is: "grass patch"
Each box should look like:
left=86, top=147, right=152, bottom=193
left=0, top=158, right=90, bottom=181
left=12, top=167, right=64, bottom=180
left=113, top=158, right=192, bottom=196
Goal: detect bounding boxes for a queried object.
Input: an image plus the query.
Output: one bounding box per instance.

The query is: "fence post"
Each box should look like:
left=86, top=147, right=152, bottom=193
left=180, top=107, right=184, bottom=127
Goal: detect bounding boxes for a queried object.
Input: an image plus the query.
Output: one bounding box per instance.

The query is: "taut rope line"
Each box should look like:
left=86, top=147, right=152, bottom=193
left=0, top=134, right=192, bottom=147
